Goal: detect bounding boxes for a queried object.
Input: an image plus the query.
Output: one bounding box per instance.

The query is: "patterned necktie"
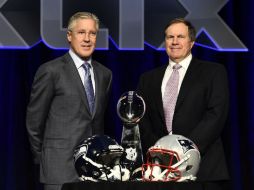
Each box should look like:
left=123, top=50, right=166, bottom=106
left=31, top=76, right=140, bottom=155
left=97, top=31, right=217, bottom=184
left=83, top=63, right=94, bottom=113
left=163, top=64, right=182, bottom=133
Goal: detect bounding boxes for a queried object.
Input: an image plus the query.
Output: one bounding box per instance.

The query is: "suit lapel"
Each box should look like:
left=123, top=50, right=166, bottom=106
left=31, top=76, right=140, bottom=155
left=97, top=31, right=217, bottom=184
left=91, top=60, right=101, bottom=118
left=154, top=66, right=167, bottom=122
left=62, top=53, right=91, bottom=115
left=175, top=58, right=200, bottom=111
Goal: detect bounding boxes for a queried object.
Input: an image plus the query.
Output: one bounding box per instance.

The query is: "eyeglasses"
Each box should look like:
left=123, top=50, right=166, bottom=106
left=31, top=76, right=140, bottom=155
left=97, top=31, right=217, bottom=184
left=70, top=30, right=97, bottom=38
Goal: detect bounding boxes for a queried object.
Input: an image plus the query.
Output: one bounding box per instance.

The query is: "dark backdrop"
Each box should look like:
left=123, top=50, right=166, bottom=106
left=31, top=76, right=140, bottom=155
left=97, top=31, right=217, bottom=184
left=1, top=0, right=254, bottom=190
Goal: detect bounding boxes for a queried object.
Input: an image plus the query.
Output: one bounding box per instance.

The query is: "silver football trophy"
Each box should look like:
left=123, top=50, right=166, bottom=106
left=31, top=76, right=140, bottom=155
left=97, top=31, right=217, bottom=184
left=117, top=91, right=145, bottom=176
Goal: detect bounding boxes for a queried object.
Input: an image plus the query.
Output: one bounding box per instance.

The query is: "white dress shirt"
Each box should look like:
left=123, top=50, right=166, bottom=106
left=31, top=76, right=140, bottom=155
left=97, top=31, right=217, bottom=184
left=161, top=54, right=192, bottom=98
left=69, top=49, right=95, bottom=94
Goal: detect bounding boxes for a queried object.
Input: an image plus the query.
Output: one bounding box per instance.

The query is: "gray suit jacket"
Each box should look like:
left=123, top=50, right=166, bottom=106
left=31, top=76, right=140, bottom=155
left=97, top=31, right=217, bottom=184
left=26, top=53, right=112, bottom=184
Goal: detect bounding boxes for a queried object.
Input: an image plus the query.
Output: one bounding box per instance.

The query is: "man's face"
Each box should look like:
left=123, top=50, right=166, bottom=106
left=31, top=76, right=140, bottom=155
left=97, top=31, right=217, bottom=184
left=165, top=22, right=194, bottom=63
left=67, top=18, right=97, bottom=60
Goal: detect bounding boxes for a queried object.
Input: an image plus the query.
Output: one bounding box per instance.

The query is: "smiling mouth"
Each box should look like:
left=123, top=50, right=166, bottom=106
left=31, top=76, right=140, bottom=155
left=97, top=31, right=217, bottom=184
left=171, top=48, right=181, bottom=51
left=81, top=45, right=92, bottom=49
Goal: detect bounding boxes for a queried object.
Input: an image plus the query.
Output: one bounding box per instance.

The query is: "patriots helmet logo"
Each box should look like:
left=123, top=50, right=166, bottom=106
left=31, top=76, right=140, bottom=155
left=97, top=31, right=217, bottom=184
left=178, top=139, right=196, bottom=154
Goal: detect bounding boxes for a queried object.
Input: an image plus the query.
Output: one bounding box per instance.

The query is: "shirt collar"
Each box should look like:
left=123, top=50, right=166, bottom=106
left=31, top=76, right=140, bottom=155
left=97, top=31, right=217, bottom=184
left=169, top=53, right=192, bottom=70
left=69, top=49, right=92, bottom=69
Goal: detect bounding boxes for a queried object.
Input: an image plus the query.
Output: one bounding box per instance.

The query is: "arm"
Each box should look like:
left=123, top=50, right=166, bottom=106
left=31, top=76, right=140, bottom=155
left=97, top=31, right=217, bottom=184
left=105, top=71, right=112, bottom=108
left=26, top=64, right=54, bottom=164
left=136, top=74, right=161, bottom=155
left=189, top=65, right=229, bottom=154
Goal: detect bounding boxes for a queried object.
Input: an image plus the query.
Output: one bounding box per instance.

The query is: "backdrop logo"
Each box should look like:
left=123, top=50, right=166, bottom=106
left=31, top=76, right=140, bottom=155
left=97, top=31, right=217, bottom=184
left=0, top=0, right=248, bottom=52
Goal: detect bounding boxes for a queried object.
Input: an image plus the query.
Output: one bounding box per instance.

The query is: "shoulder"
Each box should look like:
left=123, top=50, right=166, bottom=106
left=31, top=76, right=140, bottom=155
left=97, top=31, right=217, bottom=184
left=33, top=54, right=69, bottom=83
left=140, top=65, right=167, bottom=78
left=192, top=57, right=227, bottom=76
left=193, top=57, right=226, bottom=70
left=38, top=53, right=68, bottom=72
left=137, top=65, right=167, bottom=91
left=92, top=60, right=112, bottom=76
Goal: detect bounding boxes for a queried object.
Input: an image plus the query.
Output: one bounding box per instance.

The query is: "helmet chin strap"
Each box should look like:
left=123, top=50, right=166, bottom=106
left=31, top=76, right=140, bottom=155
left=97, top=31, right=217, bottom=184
left=153, top=154, right=191, bottom=181
left=176, top=175, right=196, bottom=182
left=106, top=164, right=130, bottom=181
left=79, top=175, right=98, bottom=182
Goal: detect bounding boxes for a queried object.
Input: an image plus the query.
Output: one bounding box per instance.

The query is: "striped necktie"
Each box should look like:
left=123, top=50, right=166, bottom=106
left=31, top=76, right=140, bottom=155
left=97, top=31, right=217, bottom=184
left=83, top=63, right=94, bottom=113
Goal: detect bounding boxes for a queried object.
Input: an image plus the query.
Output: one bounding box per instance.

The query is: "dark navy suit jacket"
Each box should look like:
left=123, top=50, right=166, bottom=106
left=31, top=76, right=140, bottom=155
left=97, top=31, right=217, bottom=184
left=137, top=57, right=230, bottom=181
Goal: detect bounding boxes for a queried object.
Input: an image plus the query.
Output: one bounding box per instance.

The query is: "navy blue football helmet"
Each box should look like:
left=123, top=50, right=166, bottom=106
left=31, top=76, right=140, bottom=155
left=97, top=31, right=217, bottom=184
left=74, top=135, right=130, bottom=181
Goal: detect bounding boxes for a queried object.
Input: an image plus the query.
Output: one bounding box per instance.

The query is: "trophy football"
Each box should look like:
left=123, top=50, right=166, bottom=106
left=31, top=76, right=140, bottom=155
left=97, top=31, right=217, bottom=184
left=117, top=91, right=145, bottom=176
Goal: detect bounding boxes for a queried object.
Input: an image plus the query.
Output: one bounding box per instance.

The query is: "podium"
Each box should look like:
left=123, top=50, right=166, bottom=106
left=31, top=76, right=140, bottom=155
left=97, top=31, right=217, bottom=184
left=62, top=181, right=203, bottom=190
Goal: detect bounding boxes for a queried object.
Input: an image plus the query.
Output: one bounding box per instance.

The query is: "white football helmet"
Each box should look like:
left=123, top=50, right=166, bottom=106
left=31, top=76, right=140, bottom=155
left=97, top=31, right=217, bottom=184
left=142, top=134, right=201, bottom=182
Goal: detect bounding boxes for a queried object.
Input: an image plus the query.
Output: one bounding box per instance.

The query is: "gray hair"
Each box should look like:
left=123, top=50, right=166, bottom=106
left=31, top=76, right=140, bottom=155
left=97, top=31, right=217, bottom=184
left=164, top=18, right=196, bottom=42
left=67, top=12, right=99, bottom=31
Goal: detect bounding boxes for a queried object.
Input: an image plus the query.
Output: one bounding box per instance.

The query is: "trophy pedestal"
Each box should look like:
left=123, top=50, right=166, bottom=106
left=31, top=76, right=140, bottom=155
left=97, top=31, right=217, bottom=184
left=117, top=91, right=146, bottom=179
left=121, top=124, right=143, bottom=173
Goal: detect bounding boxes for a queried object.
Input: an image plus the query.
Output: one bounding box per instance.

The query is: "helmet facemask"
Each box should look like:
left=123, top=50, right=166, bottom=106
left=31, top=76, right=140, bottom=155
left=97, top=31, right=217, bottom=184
left=142, top=135, right=201, bottom=182
left=142, top=148, right=182, bottom=181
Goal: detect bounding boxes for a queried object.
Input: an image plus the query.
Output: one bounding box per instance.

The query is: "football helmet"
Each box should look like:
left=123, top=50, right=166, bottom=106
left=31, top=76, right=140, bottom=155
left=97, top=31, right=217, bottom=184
left=142, top=134, right=201, bottom=182
left=74, top=135, right=130, bottom=182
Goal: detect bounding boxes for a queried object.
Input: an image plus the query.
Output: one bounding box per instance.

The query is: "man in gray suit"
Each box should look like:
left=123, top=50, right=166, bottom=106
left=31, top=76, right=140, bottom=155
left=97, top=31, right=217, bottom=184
left=26, top=12, right=112, bottom=190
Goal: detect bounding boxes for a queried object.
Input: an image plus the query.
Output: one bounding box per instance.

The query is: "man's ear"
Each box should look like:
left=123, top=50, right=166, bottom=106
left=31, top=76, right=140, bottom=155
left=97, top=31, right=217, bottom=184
left=191, top=41, right=195, bottom=48
left=67, top=31, right=72, bottom=43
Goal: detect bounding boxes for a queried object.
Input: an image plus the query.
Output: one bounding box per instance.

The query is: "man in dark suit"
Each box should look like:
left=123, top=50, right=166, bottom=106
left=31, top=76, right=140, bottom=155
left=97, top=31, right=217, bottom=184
left=26, top=12, right=112, bottom=190
left=137, top=18, right=230, bottom=189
